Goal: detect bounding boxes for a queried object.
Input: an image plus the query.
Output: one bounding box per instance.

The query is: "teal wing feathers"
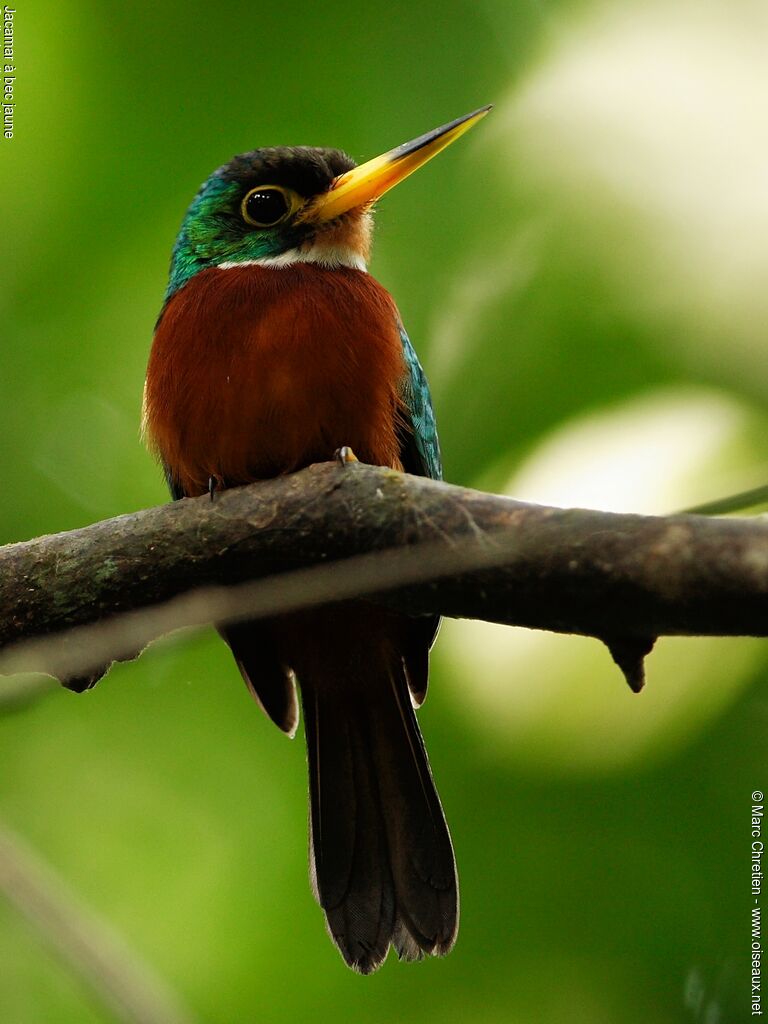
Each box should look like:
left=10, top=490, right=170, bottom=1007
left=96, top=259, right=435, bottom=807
left=397, top=325, right=442, bottom=695
left=398, top=326, right=442, bottom=482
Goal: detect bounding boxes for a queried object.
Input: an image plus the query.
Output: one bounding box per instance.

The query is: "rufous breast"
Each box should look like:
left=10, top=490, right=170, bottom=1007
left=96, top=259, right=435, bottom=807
left=143, top=264, right=407, bottom=496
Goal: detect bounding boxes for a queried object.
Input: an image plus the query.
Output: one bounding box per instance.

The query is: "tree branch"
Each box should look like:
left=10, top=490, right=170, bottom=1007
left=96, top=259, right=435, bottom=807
left=1, top=462, right=766, bottom=691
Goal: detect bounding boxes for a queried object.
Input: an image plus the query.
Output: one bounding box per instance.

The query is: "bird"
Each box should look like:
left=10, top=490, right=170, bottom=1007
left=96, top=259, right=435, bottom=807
left=142, top=106, right=491, bottom=973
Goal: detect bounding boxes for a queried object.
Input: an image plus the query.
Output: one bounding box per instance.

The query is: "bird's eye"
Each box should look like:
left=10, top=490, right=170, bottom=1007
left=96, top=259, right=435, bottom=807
left=241, top=186, right=294, bottom=227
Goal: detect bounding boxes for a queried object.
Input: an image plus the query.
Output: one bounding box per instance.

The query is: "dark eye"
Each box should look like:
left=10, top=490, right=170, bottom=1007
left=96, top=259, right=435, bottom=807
left=241, top=186, right=291, bottom=227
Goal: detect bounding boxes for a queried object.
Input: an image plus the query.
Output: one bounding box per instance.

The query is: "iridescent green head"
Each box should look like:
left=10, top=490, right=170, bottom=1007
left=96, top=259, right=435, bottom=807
left=166, top=147, right=356, bottom=300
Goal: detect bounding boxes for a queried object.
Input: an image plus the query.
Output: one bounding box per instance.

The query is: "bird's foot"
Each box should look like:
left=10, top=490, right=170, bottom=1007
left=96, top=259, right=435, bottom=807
left=334, top=446, right=359, bottom=467
left=208, top=475, right=223, bottom=501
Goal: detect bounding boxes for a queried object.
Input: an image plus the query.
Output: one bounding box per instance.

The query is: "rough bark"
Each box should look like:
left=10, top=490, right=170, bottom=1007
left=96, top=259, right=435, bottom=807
left=0, top=462, right=766, bottom=691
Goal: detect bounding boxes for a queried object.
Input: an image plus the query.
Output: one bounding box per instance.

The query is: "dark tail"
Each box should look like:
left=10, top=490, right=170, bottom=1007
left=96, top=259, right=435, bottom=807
left=301, top=649, right=458, bottom=973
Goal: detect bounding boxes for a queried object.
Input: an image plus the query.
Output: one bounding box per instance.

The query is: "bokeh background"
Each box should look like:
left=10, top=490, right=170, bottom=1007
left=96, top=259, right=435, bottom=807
left=1, top=0, right=766, bottom=1021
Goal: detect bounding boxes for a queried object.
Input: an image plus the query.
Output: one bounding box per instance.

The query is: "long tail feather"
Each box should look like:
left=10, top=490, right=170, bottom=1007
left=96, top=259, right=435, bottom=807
left=300, top=645, right=458, bottom=972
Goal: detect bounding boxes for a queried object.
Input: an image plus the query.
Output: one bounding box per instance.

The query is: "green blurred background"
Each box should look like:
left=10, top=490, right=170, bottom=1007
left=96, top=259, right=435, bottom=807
left=1, top=0, right=766, bottom=1020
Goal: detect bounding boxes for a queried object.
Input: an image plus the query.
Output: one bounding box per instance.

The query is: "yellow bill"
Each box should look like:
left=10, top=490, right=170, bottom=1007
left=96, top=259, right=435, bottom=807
left=301, top=105, right=492, bottom=224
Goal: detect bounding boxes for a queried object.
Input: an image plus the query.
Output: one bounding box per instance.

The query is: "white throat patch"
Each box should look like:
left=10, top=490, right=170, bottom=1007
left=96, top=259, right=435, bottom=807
left=218, top=244, right=367, bottom=273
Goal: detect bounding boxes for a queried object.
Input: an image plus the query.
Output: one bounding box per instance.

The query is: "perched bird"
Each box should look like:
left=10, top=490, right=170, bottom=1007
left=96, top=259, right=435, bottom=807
left=142, top=106, right=490, bottom=973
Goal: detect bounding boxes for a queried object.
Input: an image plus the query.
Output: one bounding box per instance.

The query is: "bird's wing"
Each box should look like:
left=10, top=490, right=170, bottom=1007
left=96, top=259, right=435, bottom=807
left=397, top=326, right=443, bottom=482
left=396, top=325, right=442, bottom=705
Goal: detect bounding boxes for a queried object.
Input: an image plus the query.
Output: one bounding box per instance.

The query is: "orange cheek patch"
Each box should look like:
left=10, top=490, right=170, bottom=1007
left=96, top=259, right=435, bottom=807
left=301, top=211, right=373, bottom=265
